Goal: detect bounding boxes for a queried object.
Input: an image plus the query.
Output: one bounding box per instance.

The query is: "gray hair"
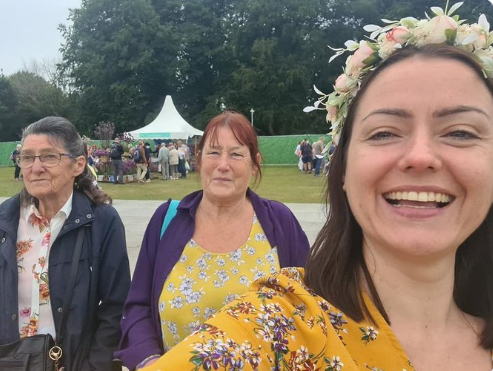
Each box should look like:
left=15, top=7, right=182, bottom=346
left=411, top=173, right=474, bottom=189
left=20, top=116, right=112, bottom=205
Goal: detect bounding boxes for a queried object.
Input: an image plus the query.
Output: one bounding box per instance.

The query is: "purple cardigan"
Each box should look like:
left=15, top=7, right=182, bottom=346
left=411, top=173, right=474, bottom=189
left=115, top=189, right=310, bottom=369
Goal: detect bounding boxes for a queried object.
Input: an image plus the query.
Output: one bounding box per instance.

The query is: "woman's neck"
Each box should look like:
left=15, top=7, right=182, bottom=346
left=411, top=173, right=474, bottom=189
left=198, top=195, right=250, bottom=220
left=363, top=240, right=458, bottom=327
left=37, top=194, right=72, bottom=221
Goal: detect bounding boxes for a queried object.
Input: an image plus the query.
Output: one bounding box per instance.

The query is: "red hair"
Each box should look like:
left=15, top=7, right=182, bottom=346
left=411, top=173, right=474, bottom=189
left=197, top=110, right=262, bottom=185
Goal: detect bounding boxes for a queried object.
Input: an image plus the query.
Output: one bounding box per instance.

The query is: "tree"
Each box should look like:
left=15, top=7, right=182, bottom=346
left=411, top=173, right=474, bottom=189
left=0, top=76, right=22, bottom=140
left=60, top=0, right=181, bottom=134
left=8, top=71, right=71, bottom=124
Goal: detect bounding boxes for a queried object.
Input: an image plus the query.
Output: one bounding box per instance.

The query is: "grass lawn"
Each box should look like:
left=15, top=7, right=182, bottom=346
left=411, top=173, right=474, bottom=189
left=0, top=165, right=327, bottom=203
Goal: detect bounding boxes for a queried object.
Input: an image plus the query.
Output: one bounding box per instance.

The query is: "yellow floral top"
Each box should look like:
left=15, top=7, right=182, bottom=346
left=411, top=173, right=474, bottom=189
left=144, top=267, right=493, bottom=371
left=158, top=214, right=280, bottom=349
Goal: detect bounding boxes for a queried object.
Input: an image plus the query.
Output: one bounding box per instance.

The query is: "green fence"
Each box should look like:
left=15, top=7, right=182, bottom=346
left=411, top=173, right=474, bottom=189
left=0, top=134, right=327, bottom=166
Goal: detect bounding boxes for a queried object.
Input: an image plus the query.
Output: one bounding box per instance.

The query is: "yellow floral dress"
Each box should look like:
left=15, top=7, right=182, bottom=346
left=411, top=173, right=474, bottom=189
left=144, top=267, right=493, bottom=371
left=158, top=214, right=280, bottom=349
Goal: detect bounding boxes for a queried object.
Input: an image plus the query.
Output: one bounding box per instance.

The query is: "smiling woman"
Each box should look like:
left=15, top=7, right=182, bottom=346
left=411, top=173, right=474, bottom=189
left=137, top=4, right=493, bottom=371
left=116, top=110, right=310, bottom=370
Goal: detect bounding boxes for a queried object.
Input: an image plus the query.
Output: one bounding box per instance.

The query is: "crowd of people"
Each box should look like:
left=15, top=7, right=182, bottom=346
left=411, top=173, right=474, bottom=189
left=64, top=139, right=193, bottom=187
left=1, top=3, right=493, bottom=371
left=295, top=136, right=329, bottom=176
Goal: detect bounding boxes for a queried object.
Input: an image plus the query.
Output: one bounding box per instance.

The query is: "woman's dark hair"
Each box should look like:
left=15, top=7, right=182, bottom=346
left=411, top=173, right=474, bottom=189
left=197, top=109, right=262, bottom=186
left=20, top=116, right=112, bottom=205
left=304, top=44, right=493, bottom=348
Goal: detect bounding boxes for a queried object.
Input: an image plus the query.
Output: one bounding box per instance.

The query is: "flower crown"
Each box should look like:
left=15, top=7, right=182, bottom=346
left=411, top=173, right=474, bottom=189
left=304, top=1, right=493, bottom=145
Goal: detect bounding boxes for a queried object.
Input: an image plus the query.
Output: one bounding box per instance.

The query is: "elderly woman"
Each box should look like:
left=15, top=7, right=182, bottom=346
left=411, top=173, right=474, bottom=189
left=116, top=110, right=310, bottom=370
left=0, top=117, right=131, bottom=370
left=139, top=4, right=493, bottom=371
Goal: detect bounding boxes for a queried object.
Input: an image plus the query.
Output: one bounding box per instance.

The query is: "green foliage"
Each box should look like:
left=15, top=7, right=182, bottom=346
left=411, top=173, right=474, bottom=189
left=0, top=76, right=20, bottom=140
left=38, top=0, right=493, bottom=137
left=59, top=0, right=180, bottom=134
left=0, top=72, right=71, bottom=141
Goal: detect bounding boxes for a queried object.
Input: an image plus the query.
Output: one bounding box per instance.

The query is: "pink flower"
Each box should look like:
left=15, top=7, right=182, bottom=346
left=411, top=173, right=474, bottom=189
left=425, top=15, right=458, bottom=44
left=326, top=105, right=338, bottom=123
left=334, top=74, right=352, bottom=93
left=347, top=41, right=374, bottom=76
left=386, top=26, right=409, bottom=44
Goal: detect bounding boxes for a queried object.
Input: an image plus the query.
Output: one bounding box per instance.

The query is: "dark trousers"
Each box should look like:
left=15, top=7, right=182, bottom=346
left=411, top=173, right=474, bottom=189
left=314, top=157, right=323, bottom=175
left=178, top=159, right=186, bottom=178
left=145, top=162, right=151, bottom=180
left=14, top=164, right=21, bottom=179
left=112, top=159, right=124, bottom=183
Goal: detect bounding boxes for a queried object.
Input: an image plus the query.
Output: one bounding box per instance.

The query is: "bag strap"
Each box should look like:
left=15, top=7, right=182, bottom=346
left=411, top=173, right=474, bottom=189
left=56, top=226, right=85, bottom=344
left=160, top=200, right=180, bottom=239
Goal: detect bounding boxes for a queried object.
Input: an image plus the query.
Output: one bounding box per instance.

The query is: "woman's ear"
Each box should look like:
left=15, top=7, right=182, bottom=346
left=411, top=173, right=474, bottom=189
left=74, top=156, right=87, bottom=177
left=342, top=175, right=346, bottom=191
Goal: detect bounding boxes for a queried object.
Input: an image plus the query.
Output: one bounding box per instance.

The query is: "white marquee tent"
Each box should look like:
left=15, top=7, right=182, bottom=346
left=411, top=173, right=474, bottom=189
left=129, top=95, right=203, bottom=140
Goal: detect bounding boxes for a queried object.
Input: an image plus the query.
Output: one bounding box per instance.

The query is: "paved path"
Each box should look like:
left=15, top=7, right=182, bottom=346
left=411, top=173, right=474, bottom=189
left=0, top=197, right=326, bottom=273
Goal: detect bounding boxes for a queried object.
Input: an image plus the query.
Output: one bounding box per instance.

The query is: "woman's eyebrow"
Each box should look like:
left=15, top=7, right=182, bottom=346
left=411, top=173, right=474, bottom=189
left=433, top=105, right=489, bottom=118
left=361, top=108, right=411, bottom=122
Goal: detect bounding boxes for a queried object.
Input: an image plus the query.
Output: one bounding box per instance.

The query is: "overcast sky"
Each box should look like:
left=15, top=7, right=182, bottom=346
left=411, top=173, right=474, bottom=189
left=0, top=0, right=81, bottom=76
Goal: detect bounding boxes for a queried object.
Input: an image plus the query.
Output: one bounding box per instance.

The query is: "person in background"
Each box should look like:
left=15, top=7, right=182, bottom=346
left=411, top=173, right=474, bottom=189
left=109, top=137, right=124, bottom=185
left=116, top=109, right=310, bottom=370
left=0, top=116, right=131, bottom=370
left=312, top=136, right=325, bottom=176
left=157, top=142, right=170, bottom=180
left=177, top=140, right=187, bottom=179
left=135, top=141, right=148, bottom=183
left=144, top=142, right=152, bottom=183
left=138, top=4, right=493, bottom=370
left=300, top=139, right=312, bottom=173
left=12, top=143, right=22, bottom=181
left=168, top=143, right=179, bottom=180
left=294, top=140, right=303, bottom=171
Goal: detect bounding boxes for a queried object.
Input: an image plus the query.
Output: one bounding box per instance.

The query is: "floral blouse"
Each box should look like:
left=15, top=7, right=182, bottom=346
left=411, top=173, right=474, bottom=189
left=17, top=198, right=72, bottom=338
left=159, top=214, right=280, bottom=349
left=144, top=267, right=493, bottom=371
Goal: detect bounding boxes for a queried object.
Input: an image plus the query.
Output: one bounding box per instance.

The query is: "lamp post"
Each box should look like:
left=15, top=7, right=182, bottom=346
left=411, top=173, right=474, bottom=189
left=250, top=108, right=255, bottom=126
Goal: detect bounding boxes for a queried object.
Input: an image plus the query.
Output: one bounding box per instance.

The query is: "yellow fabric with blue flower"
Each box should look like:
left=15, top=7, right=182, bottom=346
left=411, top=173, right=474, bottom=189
left=158, top=214, right=279, bottom=349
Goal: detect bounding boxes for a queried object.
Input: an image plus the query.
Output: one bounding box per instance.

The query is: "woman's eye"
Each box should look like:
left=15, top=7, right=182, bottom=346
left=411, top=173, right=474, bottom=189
left=231, top=153, right=244, bottom=158
left=447, top=130, right=479, bottom=140
left=207, top=151, right=220, bottom=155
left=368, top=130, right=395, bottom=140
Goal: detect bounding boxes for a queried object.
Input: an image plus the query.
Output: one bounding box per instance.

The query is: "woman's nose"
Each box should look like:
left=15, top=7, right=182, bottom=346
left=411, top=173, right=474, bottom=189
left=397, top=132, right=442, bottom=172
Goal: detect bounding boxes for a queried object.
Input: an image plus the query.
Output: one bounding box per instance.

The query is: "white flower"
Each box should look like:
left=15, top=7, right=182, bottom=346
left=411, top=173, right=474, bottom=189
left=192, top=306, right=201, bottom=317
left=254, top=233, right=267, bottom=242
left=204, top=307, right=217, bottom=319
left=230, top=249, right=242, bottom=261
left=196, top=257, right=208, bottom=269
left=167, top=321, right=178, bottom=334
left=216, top=258, right=226, bottom=267
left=307, top=2, right=493, bottom=142
left=239, top=275, right=250, bottom=285
left=223, top=293, right=240, bottom=305
left=179, top=254, right=188, bottom=263
left=198, top=271, right=209, bottom=281
left=169, top=296, right=184, bottom=309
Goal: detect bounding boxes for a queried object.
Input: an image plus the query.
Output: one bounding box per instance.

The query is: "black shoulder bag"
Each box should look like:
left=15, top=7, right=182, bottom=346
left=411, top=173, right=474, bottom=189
left=0, top=227, right=85, bottom=371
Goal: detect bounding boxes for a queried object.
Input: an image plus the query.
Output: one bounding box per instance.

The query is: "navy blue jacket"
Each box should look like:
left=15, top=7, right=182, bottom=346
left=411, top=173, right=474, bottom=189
left=0, top=192, right=131, bottom=370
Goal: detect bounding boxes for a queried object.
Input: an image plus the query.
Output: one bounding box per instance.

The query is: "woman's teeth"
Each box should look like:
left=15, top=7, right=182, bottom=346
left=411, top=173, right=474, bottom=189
left=384, top=191, right=453, bottom=205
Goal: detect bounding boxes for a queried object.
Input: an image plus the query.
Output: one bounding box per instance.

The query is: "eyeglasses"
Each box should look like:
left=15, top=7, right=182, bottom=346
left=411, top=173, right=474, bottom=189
left=19, top=153, right=76, bottom=169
